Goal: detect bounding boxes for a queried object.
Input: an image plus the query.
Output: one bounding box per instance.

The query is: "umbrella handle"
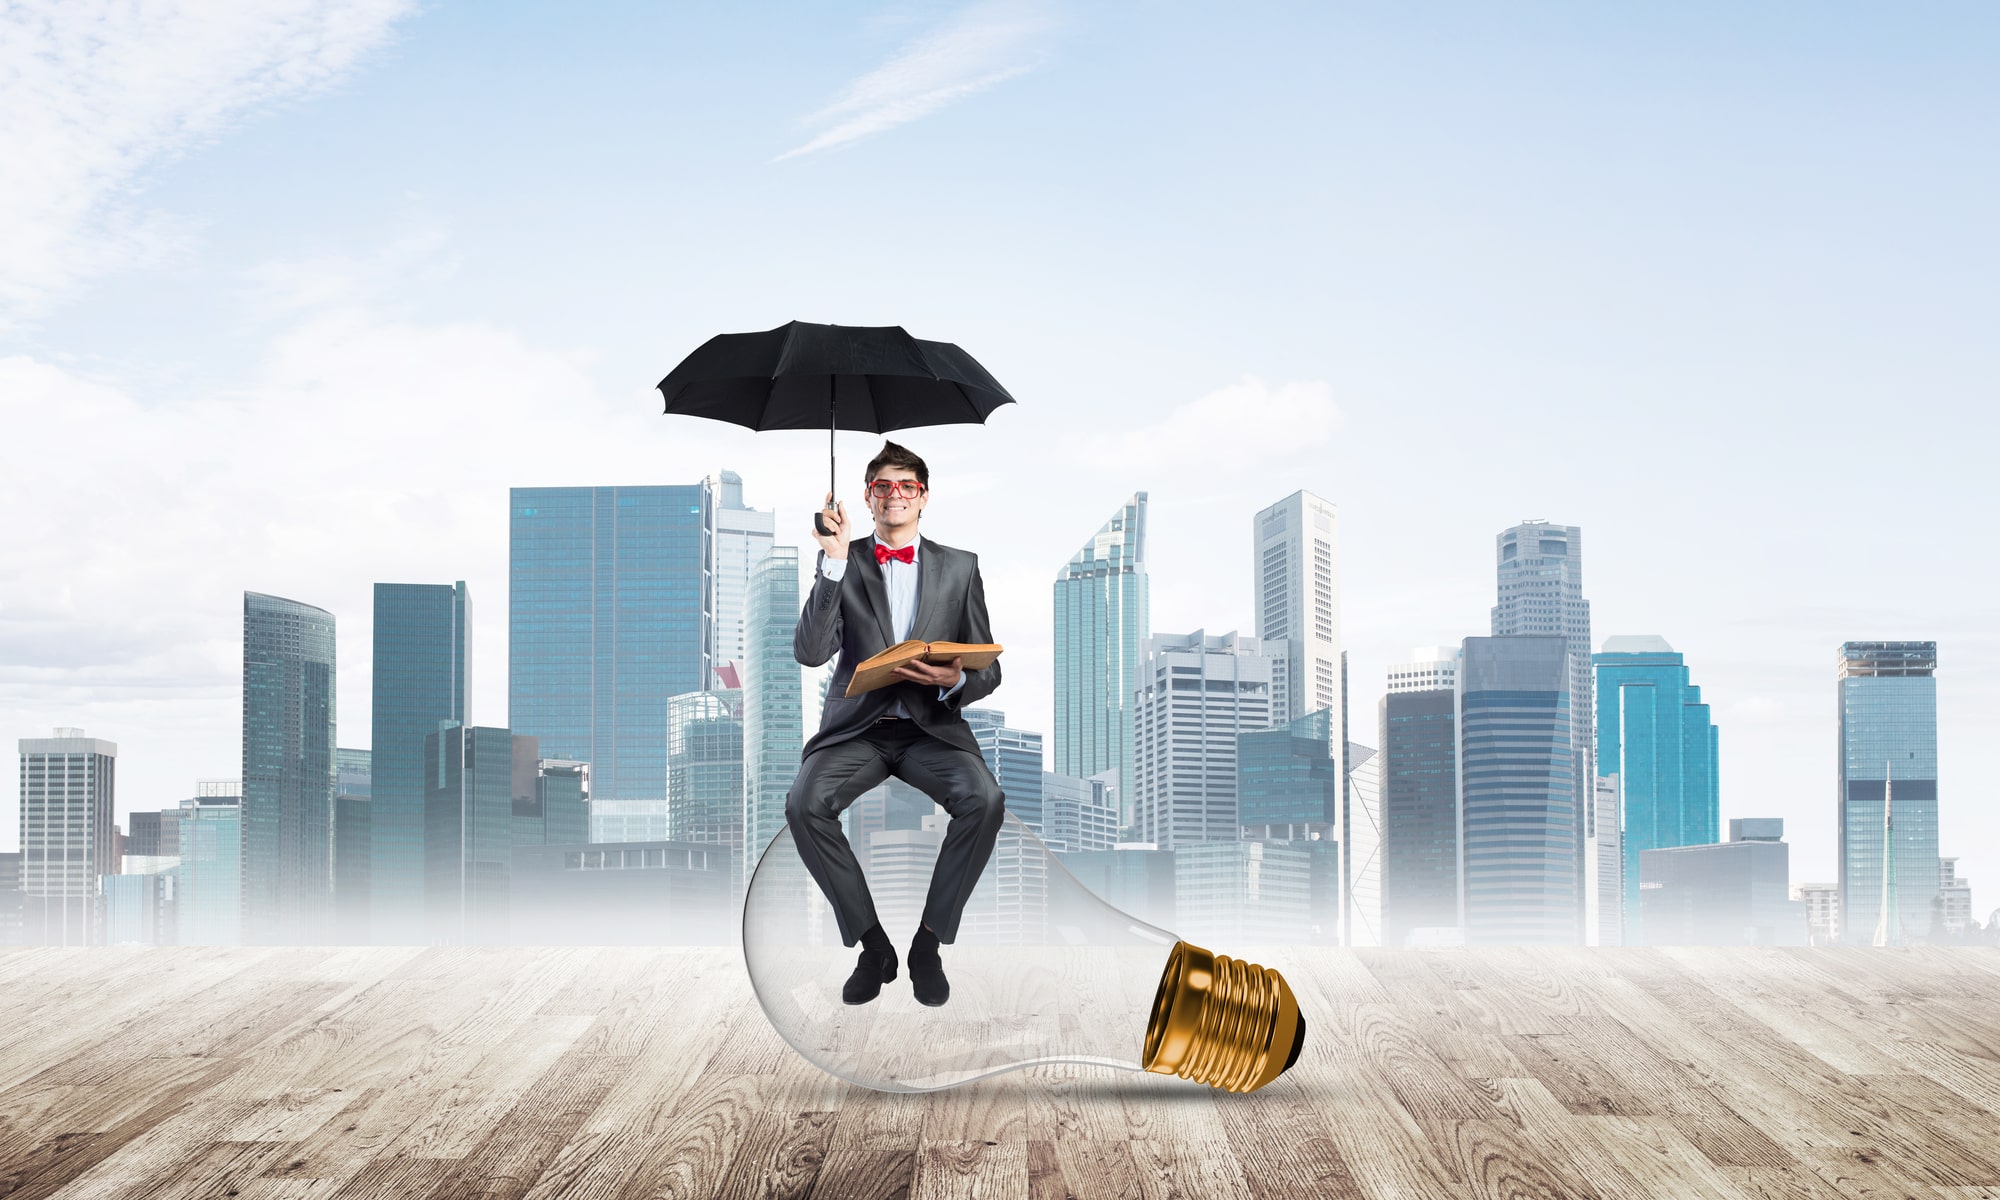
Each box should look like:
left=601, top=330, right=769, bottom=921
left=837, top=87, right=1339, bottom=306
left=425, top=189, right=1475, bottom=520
left=814, top=387, right=837, bottom=537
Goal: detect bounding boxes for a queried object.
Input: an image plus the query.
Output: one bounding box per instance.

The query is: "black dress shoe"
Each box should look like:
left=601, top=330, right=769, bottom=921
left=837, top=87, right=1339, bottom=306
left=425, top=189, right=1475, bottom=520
left=908, top=941, right=949, bottom=1007
left=842, top=947, right=898, bottom=1005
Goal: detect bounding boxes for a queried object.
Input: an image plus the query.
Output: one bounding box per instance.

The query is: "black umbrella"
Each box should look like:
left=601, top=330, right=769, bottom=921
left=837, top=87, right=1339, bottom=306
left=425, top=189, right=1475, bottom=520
left=658, top=320, right=1016, bottom=533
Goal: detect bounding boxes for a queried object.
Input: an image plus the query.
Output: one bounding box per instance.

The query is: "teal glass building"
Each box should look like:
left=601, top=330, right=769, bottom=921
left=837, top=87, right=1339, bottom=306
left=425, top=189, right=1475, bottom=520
left=509, top=485, right=714, bottom=806
left=743, top=546, right=803, bottom=880
left=370, top=582, right=468, bottom=944
left=1837, top=641, right=1938, bottom=945
left=1459, top=636, right=1576, bottom=944
left=1236, top=709, right=1339, bottom=836
left=1053, top=493, right=1148, bottom=817
left=1593, top=635, right=1719, bottom=944
left=176, top=796, right=242, bottom=945
left=242, top=592, right=336, bottom=945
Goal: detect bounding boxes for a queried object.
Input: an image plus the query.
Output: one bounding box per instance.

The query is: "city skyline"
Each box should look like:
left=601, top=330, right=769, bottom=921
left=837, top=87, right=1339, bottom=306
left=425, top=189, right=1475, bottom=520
left=3, top=471, right=1985, bottom=934
left=2, top=8, right=1994, bottom=917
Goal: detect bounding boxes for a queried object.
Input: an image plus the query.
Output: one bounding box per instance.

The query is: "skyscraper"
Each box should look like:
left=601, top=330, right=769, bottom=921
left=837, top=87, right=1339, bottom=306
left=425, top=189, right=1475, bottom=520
left=1237, top=710, right=1339, bottom=842
left=964, top=708, right=1046, bottom=833
left=17, top=729, right=116, bottom=945
left=1053, top=493, right=1148, bottom=813
left=711, top=470, right=776, bottom=675
left=1387, top=645, right=1460, bottom=695
left=242, top=592, right=336, bottom=945
left=1594, top=635, right=1719, bottom=945
left=1253, top=491, right=1341, bottom=737
left=510, top=483, right=715, bottom=807
left=176, top=784, right=242, bottom=946
left=1492, top=521, right=1593, bottom=915
left=743, top=546, right=804, bottom=881
left=666, top=689, right=745, bottom=888
left=1235, top=710, right=1340, bottom=943
left=425, top=724, right=513, bottom=944
left=1459, top=636, right=1577, bottom=944
left=1132, top=631, right=1277, bottom=850
left=1837, top=641, right=1939, bottom=946
left=333, top=747, right=372, bottom=943
left=1040, top=770, right=1119, bottom=853
left=1380, top=683, right=1459, bottom=947
left=371, top=582, right=468, bottom=943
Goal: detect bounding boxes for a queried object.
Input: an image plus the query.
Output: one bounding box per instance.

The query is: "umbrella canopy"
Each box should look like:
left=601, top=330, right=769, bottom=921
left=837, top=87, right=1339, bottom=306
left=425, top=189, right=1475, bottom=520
left=658, top=320, right=1015, bottom=434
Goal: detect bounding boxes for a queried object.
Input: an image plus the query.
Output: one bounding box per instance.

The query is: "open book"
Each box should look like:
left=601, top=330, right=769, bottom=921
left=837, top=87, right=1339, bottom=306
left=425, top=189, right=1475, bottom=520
left=845, top=640, right=1004, bottom=698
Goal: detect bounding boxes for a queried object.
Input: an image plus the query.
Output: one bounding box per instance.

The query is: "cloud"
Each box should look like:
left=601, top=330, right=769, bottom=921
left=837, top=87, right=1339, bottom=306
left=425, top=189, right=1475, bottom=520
left=1096, top=375, right=1346, bottom=472
left=0, top=0, right=417, bottom=322
left=776, top=1, right=1055, bottom=160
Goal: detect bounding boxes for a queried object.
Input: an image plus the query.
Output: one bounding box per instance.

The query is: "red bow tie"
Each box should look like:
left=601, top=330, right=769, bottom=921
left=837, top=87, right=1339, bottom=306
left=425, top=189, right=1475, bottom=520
left=874, top=543, right=915, bottom=565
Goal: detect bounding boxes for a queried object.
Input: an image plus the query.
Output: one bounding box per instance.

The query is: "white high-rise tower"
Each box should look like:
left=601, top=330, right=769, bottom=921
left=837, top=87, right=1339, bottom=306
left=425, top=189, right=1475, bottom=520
left=1492, top=520, right=1594, bottom=917
left=710, top=470, right=776, bottom=680
left=1252, top=491, right=1340, bottom=738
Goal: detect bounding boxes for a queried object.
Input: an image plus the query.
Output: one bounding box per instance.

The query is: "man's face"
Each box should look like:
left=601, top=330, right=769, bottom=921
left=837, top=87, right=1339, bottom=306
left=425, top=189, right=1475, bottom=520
left=865, top=467, right=927, bottom=535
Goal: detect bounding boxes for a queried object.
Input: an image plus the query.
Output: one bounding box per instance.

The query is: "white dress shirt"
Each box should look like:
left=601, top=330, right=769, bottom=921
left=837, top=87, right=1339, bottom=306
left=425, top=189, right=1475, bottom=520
left=820, top=532, right=966, bottom=710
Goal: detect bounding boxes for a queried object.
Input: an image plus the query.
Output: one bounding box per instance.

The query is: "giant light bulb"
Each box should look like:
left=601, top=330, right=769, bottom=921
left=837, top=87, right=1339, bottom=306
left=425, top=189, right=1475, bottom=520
left=741, top=811, right=1306, bottom=1093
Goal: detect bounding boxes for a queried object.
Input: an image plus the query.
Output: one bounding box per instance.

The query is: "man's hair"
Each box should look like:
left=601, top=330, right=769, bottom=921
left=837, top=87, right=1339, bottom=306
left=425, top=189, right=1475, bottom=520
left=864, top=441, right=929, bottom=487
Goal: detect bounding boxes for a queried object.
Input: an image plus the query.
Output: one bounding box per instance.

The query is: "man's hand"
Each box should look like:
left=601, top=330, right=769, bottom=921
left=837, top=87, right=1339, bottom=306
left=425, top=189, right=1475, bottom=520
left=892, top=656, right=963, bottom=690
left=812, top=494, right=849, bottom=559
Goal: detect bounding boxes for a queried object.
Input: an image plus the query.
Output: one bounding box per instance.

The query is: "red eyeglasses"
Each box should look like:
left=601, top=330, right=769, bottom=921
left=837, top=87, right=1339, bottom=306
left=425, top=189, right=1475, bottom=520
left=865, top=479, right=927, bottom=499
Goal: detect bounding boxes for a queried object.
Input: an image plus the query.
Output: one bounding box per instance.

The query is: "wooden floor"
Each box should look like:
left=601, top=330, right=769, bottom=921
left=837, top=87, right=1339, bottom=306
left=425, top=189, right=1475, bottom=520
left=2, top=946, right=2000, bottom=1199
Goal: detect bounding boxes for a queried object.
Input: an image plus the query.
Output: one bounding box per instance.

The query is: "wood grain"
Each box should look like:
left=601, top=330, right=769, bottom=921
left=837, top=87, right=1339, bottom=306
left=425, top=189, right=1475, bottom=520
left=0, top=946, right=1996, bottom=1198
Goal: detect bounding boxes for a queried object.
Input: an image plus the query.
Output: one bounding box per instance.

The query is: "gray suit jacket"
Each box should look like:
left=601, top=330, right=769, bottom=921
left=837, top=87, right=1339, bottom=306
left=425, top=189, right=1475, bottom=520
left=794, top=535, right=1001, bottom=759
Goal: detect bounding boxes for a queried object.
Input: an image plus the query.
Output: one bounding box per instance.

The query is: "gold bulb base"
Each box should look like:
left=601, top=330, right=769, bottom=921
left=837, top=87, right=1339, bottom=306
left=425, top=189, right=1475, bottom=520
left=1141, top=941, right=1304, bottom=1093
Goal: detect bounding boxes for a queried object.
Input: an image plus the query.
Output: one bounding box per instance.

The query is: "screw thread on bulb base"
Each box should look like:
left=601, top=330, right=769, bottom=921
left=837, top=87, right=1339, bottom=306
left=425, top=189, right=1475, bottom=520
left=1141, top=941, right=1304, bottom=1093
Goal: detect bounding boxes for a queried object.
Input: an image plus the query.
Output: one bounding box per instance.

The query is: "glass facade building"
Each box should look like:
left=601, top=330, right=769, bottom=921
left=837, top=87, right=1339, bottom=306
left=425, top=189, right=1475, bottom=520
left=1837, top=641, right=1939, bottom=945
left=176, top=796, right=242, bottom=946
left=1593, top=635, right=1718, bottom=945
left=1237, top=708, right=1339, bottom=838
left=425, top=724, right=514, bottom=944
left=370, top=582, right=468, bottom=944
left=242, top=591, right=336, bottom=945
left=1380, top=688, right=1459, bottom=946
left=744, top=546, right=804, bottom=881
left=1459, top=636, right=1577, bottom=944
left=710, top=471, right=775, bottom=675
left=1053, top=493, right=1148, bottom=816
left=965, top=708, right=1046, bottom=833
left=667, top=690, right=746, bottom=891
left=1492, top=522, right=1593, bottom=914
left=333, top=746, right=372, bottom=943
left=509, top=484, right=714, bottom=806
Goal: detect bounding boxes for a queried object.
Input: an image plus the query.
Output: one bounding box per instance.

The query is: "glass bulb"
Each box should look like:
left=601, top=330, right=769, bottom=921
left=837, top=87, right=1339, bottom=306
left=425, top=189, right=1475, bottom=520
left=741, top=811, right=1306, bottom=1093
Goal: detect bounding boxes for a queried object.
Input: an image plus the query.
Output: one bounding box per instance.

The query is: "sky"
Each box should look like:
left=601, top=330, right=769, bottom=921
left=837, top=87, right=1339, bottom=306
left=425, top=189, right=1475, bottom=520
left=2, top=1, right=1996, bottom=915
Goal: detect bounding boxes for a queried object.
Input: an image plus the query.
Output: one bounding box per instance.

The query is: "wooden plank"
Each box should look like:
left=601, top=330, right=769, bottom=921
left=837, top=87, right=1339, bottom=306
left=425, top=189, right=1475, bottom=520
left=805, top=1147, right=915, bottom=1200
left=421, top=1050, right=629, bottom=1200
left=711, top=1110, right=837, bottom=1200
left=910, top=1138, right=1027, bottom=1200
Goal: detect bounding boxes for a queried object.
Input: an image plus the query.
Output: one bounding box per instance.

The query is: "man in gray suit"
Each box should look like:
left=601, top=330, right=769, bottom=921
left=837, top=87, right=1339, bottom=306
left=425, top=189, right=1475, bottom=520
left=786, top=441, right=1005, bottom=1007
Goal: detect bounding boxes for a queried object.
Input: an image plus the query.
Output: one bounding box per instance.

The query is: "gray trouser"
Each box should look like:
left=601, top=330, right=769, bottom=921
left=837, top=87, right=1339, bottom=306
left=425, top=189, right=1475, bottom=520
left=784, top=719, right=1006, bottom=946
